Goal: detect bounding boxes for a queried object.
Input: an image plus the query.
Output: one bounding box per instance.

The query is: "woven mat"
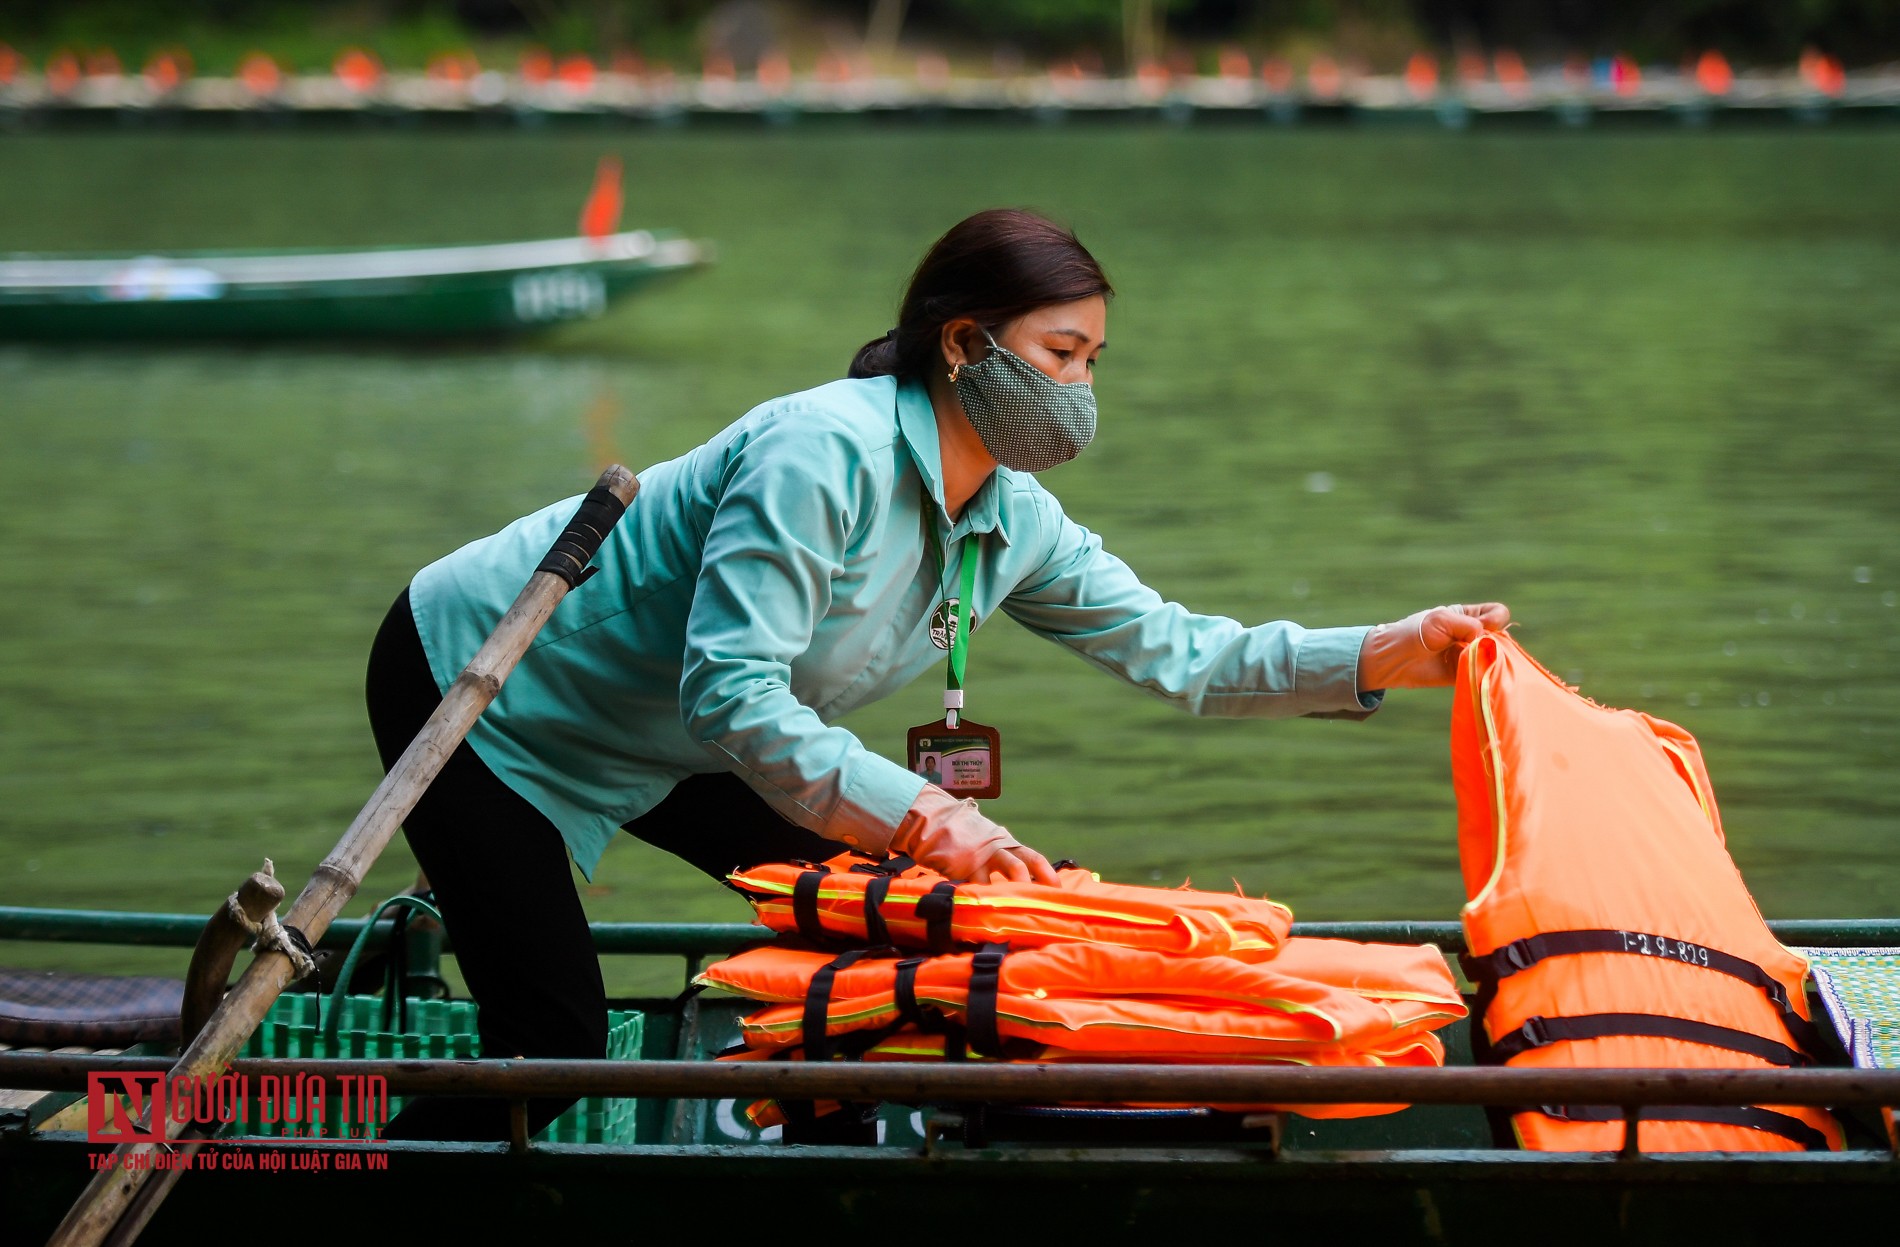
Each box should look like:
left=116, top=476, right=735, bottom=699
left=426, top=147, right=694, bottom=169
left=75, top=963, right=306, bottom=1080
left=1797, top=947, right=1900, bottom=1070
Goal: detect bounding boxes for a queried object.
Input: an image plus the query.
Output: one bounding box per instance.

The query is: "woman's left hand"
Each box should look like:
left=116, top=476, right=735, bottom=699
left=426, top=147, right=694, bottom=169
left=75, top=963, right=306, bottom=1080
left=1357, top=602, right=1511, bottom=691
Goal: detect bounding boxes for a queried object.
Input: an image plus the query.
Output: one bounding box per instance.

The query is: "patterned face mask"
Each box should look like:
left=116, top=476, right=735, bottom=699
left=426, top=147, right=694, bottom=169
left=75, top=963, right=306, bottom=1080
left=952, top=330, right=1097, bottom=473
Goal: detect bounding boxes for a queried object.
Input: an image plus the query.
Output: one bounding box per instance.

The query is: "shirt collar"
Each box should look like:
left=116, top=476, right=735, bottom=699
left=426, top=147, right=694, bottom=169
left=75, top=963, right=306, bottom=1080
left=896, top=375, right=1012, bottom=547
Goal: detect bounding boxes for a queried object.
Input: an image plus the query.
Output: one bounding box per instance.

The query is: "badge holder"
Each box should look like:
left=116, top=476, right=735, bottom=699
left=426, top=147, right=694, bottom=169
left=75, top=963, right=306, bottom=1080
left=907, top=524, right=1002, bottom=800
left=908, top=694, right=1002, bottom=801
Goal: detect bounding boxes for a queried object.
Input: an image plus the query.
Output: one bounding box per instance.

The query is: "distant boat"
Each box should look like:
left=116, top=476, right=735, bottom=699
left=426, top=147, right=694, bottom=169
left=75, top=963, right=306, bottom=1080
left=0, top=229, right=708, bottom=339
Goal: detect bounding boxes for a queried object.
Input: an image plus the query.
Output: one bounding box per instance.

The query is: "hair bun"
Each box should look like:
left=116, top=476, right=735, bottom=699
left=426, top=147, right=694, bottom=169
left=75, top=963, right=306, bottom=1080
left=849, top=333, right=901, bottom=379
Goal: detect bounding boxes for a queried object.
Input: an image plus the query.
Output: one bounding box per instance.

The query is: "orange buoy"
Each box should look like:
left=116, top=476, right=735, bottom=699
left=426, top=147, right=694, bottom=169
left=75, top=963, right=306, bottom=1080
left=579, top=154, right=624, bottom=241
left=1494, top=49, right=1528, bottom=92
left=1306, top=55, right=1341, bottom=99
left=1800, top=48, right=1845, bottom=96
left=556, top=55, right=596, bottom=91
left=237, top=51, right=283, bottom=96
left=1694, top=50, right=1733, bottom=96
left=333, top=47, right=382, bottom=92
left=519, top=47, right=553, bottom=84
left=1609, top=53, right=1641, bottom=94
left=757, top=49, right=792, bottom=92
left=44, top=49, right=81, bottom=95
left=142, top=48, right=192, bottom=92
left=426, top=51, right=478, bottom=84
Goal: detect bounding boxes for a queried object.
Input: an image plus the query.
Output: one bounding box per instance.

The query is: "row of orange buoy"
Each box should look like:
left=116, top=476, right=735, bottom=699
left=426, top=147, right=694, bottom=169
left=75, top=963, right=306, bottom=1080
left=0, top=44, right=646, bottom=96
left=0, top=41, right=1855, bottom=100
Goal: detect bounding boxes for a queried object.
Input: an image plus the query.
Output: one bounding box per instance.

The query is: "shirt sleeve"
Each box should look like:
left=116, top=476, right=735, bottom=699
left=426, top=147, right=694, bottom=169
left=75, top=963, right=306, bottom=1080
left=999, top=489, right=1382, bottom=720
left=677, top=413, right=926, bottom=849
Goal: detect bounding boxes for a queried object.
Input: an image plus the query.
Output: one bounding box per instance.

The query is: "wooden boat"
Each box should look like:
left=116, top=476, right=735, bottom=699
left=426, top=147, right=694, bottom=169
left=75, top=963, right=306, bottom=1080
left=1, top=904, right=1895, bottom=1244
left=0, top=230, right=707, bottom=339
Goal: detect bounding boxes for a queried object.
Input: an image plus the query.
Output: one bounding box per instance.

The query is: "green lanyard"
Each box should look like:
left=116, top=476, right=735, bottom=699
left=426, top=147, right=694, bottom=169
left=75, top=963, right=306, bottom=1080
left=924, top=505, right=979, bottom=727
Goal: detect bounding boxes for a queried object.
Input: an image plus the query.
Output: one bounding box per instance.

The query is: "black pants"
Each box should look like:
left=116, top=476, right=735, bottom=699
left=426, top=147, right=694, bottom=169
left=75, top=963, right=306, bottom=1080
left=365, top=590, right=835, bottom=1141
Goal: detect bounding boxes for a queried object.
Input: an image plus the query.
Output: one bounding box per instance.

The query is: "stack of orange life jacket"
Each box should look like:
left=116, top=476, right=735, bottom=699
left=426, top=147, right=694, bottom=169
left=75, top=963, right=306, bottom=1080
left=701, top=853, right=1467, bottom=1128
left=1454, top=633, right=1841, bottom=1152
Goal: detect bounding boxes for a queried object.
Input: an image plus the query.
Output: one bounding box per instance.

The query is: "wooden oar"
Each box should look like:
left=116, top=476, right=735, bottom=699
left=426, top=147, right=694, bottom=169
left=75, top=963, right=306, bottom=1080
left=47, top=464, right=641, bottom=1247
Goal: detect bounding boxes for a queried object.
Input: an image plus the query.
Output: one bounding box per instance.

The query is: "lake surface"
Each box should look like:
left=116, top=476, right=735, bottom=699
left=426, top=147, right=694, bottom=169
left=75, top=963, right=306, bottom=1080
left=2, top=126, right=1896, bottom=993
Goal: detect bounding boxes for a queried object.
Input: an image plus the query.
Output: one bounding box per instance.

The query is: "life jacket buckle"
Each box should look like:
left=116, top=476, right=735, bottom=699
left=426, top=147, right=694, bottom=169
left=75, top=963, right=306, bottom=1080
left=1518, top=1016, right=1552, bottom=1049
left=1501, top=938, right=1537, bottom=974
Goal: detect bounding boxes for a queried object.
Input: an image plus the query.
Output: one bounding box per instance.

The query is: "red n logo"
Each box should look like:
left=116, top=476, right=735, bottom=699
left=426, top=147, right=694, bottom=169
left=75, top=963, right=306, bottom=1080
left=87, top=1072, right=167, bottom=1143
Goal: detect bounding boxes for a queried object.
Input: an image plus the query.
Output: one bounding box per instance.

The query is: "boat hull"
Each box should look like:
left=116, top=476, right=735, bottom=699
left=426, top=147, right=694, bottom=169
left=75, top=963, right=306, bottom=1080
left=0, top=232, right=705, bottom=339
left=5, top=1132, right=1897, bottom=1245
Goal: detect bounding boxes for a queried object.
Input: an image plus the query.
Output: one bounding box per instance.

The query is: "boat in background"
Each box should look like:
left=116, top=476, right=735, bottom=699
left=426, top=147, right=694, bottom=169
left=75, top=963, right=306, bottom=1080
left=0, top=158, right=708, bottom=340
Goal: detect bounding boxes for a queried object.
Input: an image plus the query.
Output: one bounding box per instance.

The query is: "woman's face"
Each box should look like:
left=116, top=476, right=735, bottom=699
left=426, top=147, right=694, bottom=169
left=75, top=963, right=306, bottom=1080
left=946, top=295, right=1107, bottom=385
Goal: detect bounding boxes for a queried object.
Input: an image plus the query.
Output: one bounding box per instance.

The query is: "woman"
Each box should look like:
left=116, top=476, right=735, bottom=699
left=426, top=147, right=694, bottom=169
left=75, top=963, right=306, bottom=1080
left=365, top=208, right=1508, bottom=1140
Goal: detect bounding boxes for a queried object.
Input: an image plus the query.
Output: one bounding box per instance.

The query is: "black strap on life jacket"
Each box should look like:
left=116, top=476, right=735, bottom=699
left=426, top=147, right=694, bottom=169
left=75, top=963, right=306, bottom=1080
left=1491, top=1013, right=1812, bottom=1068
left=1471, top=928, right=1825, bottom=1055
left=802, top=947, right=890, bottom=1063
left=861, top=874, right=895, bottom=946
left=964, top=943, right=1009, bottom=1059
left=892, top=956, right=927, bottom=1026
left=915, top=881, right=958, bottom=953
left=1533, top=1104, right=1830, bottom=1152
left=791, top=869, right=831, bottom=945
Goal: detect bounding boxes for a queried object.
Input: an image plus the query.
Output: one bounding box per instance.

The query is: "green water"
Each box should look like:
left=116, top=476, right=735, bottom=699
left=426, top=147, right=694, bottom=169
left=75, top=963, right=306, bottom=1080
left=2, top=128, right=1897, bottom=994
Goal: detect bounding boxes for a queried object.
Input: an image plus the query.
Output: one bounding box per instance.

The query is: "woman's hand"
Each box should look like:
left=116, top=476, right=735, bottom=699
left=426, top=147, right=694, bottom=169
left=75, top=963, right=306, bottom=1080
left=1357, top=603, right=1511, bottom=691
left=891, top=785, right=1061, bottom=884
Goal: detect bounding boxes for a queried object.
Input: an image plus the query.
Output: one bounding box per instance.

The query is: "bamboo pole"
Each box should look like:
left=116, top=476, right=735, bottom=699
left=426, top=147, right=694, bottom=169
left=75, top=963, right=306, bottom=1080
left=45, top=465, right=640, bottom=1247
left=177, top=865, right=284, bottom=1047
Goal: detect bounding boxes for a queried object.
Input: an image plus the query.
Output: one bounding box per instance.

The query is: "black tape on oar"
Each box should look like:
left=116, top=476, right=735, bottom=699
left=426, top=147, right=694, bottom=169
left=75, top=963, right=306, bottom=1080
left=535, top=485, right=629, bottom=588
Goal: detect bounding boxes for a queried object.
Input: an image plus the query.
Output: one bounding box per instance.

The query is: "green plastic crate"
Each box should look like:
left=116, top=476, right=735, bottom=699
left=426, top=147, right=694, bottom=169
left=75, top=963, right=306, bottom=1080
left=232, top=993, right=643, bottom=1144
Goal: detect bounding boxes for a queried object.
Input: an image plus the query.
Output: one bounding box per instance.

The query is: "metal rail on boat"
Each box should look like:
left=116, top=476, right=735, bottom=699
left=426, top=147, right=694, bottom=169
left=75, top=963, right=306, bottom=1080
left=5, top=1052, right=1898, bottom=1112
left=7, top=905, right=1898, bottom=955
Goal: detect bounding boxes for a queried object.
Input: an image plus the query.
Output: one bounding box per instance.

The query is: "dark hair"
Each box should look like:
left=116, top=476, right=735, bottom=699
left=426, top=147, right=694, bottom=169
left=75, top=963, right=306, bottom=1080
left=849, top=208, right=1113, bottom=379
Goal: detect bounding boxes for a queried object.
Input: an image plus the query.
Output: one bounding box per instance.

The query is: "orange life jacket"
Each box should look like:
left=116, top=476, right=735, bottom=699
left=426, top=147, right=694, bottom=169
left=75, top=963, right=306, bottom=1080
left=699, top=937, right=1463, bottom=1061
left=728, top=853, right=1293, bottom=960
left=725, top=1027, right=1450, bottom=1128
left=1454, top=633, right=1841, bottom=1152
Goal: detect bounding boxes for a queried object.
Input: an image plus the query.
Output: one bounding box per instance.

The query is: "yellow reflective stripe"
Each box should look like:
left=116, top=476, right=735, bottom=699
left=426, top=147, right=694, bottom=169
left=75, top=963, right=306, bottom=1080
left=739, top=1000, right=900, bottom=1035
left=729, top=870, right=1292, bottom=950
left=737, top=873, right=1205, bottom=931
left=754, top=898, right=1203, bottom=944
left=911, top=990, right=1344, bottom=1042
left=1355, top=990, right=1464, bottom=1005
left=1657, top=738, right=1716, bottom=830
left=1462, top=651, right=1511, bottom=916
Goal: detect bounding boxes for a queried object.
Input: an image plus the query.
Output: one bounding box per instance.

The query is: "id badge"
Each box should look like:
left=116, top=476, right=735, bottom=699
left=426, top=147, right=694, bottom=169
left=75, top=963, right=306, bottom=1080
left=906, top=718, right=1001, bottom=800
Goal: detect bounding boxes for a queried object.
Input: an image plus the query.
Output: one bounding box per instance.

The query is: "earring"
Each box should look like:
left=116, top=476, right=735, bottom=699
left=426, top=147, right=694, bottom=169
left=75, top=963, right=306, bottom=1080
left=948, top=362, right=962, bottom=383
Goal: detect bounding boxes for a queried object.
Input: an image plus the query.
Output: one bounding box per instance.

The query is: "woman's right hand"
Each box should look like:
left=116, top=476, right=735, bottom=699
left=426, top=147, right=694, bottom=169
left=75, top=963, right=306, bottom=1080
left=892, top=785, right=1060, bottom=884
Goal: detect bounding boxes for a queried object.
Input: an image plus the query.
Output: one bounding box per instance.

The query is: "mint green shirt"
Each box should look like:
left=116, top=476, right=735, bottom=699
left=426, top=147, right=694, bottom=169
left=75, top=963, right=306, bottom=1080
left=410, top=375, right=1377, bottom=878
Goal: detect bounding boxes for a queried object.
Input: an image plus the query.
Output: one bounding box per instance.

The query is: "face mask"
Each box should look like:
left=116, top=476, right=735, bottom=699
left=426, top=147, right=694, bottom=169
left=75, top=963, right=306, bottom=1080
left=952, top=331, right=1097, bottom=473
